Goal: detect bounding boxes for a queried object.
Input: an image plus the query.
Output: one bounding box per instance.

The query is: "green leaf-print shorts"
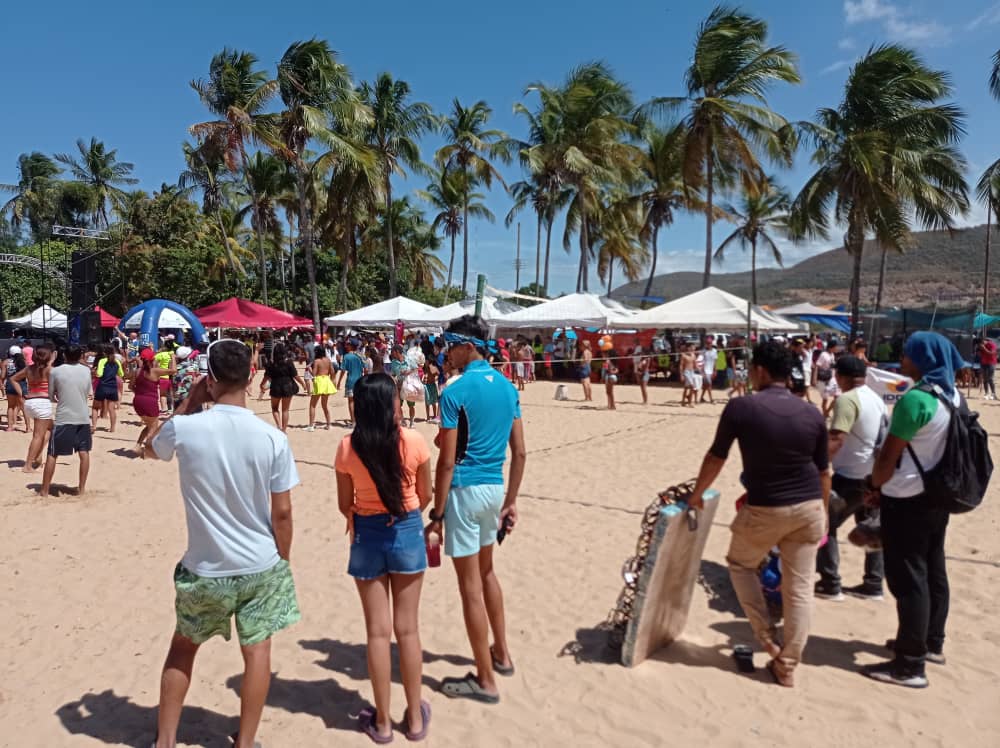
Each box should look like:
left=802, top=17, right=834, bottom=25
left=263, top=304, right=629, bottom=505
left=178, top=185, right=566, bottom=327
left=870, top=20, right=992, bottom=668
left=173, top=559, right=301, bottom=646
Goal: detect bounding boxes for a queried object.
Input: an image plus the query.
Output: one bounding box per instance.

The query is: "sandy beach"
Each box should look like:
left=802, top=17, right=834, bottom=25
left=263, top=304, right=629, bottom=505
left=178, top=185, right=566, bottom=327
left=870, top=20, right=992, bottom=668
left=1, top=379, right=999, bottom=747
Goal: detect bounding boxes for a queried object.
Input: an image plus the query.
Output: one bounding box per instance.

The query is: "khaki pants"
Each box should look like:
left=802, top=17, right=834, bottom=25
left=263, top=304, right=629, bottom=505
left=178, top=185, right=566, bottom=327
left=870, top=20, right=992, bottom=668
left=726, top=499, right=825, bottom=678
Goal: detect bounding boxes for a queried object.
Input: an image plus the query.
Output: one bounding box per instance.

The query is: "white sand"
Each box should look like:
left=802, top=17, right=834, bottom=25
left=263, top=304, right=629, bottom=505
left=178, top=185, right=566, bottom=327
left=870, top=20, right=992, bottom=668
left=2, top=379, right=999, bottom=746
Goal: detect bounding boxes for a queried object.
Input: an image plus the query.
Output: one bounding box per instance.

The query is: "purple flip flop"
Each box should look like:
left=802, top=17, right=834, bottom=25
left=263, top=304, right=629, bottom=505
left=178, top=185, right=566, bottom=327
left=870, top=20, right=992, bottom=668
left=403, top=700, right=431, bottom=742
left=359, top=707, right=394, bottom=744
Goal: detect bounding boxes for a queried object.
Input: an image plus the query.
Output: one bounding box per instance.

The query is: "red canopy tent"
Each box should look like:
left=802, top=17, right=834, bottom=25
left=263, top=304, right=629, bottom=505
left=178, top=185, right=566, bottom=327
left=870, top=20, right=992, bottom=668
left=93, top=305, right=120, bottom=328
left=194, top=298, right=313, bottom=329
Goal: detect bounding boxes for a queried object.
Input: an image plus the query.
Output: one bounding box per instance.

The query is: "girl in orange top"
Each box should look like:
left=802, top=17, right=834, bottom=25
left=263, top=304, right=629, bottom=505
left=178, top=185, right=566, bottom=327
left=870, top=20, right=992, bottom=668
left=335, top=372, right=432, bottom=742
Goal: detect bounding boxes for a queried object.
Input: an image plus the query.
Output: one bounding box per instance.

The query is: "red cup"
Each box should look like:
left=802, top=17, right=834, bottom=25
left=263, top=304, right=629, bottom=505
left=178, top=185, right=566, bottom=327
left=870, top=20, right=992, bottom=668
left=426, top=533, right=441, bottom=568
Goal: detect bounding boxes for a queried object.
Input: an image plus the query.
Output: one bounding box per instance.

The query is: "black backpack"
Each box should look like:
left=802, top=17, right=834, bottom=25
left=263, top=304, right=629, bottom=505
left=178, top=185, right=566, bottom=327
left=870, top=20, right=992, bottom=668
left=906, top=383, right=992, bottom=514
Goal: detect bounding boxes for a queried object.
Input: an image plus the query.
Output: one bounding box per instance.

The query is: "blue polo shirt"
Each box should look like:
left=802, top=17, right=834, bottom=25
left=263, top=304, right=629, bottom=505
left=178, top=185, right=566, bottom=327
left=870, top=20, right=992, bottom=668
left=440, top=358, right=521, bottom=487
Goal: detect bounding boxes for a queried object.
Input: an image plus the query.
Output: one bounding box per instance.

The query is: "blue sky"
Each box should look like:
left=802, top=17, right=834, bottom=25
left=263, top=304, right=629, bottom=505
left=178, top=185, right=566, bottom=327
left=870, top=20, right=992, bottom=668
left=3, top=0, right=999, bottom=297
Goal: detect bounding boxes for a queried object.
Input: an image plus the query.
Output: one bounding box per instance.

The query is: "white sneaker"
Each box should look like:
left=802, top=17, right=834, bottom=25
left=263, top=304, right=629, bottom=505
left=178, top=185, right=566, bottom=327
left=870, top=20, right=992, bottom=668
left=306, top=425, right=315, bottom=432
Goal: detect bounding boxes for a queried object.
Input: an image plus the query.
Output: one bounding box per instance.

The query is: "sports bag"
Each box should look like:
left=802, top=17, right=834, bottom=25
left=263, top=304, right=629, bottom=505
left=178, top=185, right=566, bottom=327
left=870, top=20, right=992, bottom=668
left=906, top=383, right=992, bottom=514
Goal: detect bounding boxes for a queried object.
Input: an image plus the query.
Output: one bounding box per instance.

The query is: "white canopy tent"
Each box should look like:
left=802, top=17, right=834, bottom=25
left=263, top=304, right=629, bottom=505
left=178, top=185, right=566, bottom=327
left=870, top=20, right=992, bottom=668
left=408, top=296, right=524, bottom=325
left=498, top=293, right=634, bottom=329
left=121, top=307, right=192, bottom=330
left=324, top=296, right=436, bottom=328
left=618, top=287, right=805, bottom=332
left=7, top=304, right=68, bottom=331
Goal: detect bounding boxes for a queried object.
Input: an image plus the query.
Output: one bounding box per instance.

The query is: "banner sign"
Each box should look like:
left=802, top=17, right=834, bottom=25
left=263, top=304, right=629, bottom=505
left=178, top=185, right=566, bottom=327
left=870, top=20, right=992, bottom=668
left=866, top=367, right=914, bottom=405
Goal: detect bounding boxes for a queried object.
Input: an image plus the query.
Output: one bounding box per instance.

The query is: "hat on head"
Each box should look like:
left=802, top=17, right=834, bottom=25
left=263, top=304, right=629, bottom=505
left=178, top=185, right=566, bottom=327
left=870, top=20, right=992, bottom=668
left=835, top=355, right=867, bottom=378
left=792, top=338, right=805, bottom=346
left=8, top=345, right=21, bottom=355
left=175, top=346, right=193, bottom=360
left=165, top=334, right=175, bottom=340
left=140, top=348, right=155, bottom=361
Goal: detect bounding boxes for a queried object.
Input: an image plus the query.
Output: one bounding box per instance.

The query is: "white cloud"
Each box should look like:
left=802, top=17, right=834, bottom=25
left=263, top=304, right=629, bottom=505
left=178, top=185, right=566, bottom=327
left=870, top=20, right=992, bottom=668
left=886, top=16, right=950, bottom=45
left=822, top=60, right=853, bottom=75
left=843, top=0, right=950, bottom=46
left=838, top=37, right=857, bottom=50
left=966, top=2, right=1000, bottom=29
left=845, top=0, right=896, bottom=24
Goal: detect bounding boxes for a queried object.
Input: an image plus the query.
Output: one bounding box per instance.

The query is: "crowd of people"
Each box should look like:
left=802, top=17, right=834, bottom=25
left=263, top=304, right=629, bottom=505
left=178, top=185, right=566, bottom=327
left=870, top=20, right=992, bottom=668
left=0, top=313, right=989, bottom=743
left=692, top=330, right=976, bottom=690
left=128, top=314, right=526, bottom=747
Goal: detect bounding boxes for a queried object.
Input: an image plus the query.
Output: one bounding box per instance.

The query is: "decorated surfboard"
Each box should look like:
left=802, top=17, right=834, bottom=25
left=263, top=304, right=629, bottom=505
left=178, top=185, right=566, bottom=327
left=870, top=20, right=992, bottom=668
left=607, top=482, right=720, bottom=668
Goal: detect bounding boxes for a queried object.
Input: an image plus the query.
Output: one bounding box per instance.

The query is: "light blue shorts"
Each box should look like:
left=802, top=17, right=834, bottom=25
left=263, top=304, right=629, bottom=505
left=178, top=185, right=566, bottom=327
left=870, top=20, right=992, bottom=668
left=444, top=484, right=505, bottom=558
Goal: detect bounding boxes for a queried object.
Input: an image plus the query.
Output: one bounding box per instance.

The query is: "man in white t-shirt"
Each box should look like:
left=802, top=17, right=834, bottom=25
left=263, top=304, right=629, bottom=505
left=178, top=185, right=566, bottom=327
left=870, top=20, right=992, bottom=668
left=815, top=355, right=887, bottom=602
left=146, top=340, right=300, bottom=748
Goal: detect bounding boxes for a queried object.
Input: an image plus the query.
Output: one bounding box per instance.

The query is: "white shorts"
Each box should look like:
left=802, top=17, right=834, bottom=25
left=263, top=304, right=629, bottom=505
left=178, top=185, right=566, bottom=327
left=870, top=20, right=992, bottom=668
left=684, top=370, right=703, bottom=390
left=24, top=398, right=53, bottom=420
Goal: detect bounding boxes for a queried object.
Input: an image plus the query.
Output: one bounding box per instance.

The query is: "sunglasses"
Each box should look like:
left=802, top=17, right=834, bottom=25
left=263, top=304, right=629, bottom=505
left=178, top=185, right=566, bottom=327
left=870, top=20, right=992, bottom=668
left=205, top=339, right=244, bottom=382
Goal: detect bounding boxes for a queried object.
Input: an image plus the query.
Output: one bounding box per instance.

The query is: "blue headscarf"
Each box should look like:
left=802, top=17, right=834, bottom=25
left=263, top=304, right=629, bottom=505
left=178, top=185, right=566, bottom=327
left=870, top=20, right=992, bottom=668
left=903, top=331, right=968, bottom=396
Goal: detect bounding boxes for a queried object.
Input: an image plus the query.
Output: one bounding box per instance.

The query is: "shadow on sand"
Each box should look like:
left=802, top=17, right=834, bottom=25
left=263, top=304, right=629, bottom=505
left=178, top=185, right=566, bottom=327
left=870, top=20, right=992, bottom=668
left=55, top=688, right=235, bottom=748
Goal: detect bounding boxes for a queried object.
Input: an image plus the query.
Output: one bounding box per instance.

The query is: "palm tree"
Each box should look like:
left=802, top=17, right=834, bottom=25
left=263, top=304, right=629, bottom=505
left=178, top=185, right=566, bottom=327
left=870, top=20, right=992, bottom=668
left=632, top=125, right=697, bottom=302
left=592, top=197, right=648, bottom=295
left=991, top=48, right=1000, bottom=100
left=977, top=162, right=1000, bottom=316
left=272, top=39, right=372, bottom=331
left=179, top=140, right=245, bottom=280
left=435, top=99, right=511, bottom=295
left=790, top=45, right=970, bottom=339
left=360, top=73, right=435, bottom=297
left=511, top=97, right=570, bottom=295
left=190, top=48, right=277, bottom=170
left=54, top=137, right=138, bottom=227
left=643, top=6, right=800, bottom=288
left=714, top=178, right=790, bottom=303
left=522, top=63, right=641, bottom=293
left=238, top=151, right=294, bottom=303
left=0, top=152, right=62, bottom=238
left=418, top=168, right=492, bottom=302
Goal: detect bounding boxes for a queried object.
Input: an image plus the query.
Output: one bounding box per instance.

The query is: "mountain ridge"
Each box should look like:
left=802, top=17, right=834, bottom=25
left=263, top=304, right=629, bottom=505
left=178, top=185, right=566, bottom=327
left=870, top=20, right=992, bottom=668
left=612, top=224, right=998, bottom=311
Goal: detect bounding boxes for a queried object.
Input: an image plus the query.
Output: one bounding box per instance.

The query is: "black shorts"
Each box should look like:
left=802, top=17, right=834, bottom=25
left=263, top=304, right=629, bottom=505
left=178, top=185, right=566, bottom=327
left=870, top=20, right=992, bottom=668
left=48, top=424, right=92, bottom=456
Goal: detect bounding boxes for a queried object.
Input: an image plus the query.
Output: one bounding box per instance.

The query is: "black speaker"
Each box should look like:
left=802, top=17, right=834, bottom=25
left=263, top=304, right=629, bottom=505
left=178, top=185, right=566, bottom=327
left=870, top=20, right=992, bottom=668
left=80, top=311, right=103, bottom=347
left=71, top=251, right=97, bottom=309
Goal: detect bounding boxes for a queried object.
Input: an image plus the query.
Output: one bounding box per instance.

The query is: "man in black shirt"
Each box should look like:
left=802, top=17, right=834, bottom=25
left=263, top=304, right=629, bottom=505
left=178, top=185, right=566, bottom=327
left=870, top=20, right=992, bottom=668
left=691, top=341, right=830, bottom=687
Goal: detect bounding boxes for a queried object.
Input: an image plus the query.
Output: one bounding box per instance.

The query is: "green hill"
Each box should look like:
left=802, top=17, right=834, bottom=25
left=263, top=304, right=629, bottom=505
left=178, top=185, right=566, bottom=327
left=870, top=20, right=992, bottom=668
left=613, top=224, right=999, bottom=312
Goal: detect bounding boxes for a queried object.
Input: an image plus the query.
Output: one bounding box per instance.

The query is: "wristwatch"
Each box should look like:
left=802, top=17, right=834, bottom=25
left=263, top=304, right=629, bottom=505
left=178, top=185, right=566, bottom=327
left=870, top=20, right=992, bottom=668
left=428, top=509, right=445, bottom=523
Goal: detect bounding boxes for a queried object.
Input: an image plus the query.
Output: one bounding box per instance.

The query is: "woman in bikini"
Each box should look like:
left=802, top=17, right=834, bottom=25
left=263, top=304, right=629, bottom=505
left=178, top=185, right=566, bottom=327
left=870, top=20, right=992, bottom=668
left=307, top=346, right=336, bottom=431
left=12, top=345, right=54, bottom=472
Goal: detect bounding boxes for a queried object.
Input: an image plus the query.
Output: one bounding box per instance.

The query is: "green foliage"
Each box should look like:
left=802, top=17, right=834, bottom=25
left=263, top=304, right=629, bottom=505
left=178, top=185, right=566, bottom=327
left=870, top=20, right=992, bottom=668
left=0, top=241, right=72, bottom=317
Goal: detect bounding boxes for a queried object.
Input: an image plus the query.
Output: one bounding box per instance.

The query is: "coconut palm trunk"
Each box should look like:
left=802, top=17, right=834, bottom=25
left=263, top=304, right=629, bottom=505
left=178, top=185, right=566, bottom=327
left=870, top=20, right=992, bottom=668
left=534, top=211, right=542, bottom=290
left=255, top=209, right=269, bottom=305
left=385, top=170, right=398, bottom=297
left=443, top=231, right=456, bottom=304
left=578, top=205, right=590, bottom=292
left=296, top=168, right=321, bottom=332
left=607, top=262, right=614, bottom=295
left=543, top=217, right=553, bottom=295
left=847, top=217, right=865, bottom=341
left=461, top=195, right=470, bottom=296
left=643, top=225, right=659, bottom=302
left=751, top=235, right=758, bottom=304
left=703, top=139, right=714, bottom=289
left=985, top=202, right=993, bottom=320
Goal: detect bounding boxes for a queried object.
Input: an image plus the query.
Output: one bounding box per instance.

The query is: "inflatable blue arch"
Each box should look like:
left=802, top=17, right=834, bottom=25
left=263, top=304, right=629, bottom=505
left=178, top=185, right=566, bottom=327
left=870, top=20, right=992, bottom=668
left=120, top=299, right=208, bottom=346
